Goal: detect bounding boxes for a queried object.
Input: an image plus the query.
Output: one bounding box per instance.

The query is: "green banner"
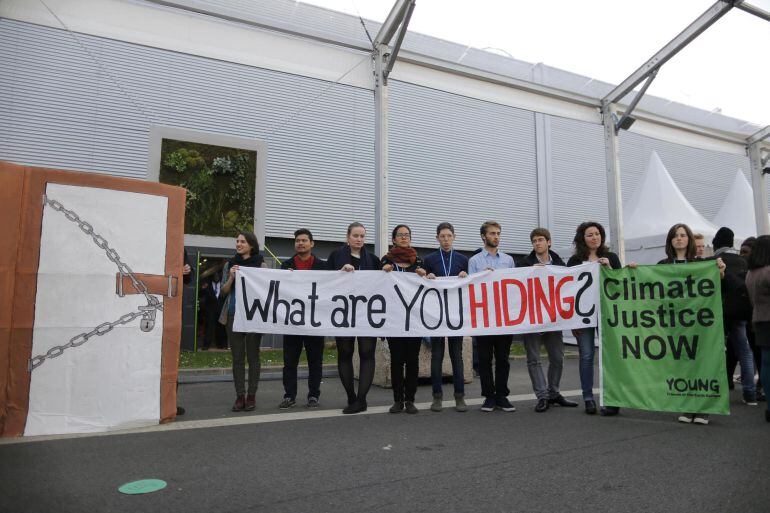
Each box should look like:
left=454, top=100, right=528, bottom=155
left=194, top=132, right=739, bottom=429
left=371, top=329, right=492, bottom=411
left=600, top=261, right=729, bottom=415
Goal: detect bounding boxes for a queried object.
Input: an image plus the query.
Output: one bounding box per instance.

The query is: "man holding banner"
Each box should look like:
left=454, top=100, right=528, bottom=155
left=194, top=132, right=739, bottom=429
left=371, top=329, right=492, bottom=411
left=517, top=228, right=577, bottom=413
left=468, top=221, right=517, bottom=413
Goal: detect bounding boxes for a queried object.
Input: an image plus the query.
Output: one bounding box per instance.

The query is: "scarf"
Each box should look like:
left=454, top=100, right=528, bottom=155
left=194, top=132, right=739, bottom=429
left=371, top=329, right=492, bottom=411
left=385, top=246, right=417, bottom=265
left=229, top=252, right=264, bottom=268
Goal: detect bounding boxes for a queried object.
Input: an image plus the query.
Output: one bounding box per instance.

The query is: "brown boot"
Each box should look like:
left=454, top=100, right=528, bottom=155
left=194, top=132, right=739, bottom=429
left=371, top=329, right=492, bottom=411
left=232, top=394, right=246, bottom=412
left=245, top=394, right=256, bottom=411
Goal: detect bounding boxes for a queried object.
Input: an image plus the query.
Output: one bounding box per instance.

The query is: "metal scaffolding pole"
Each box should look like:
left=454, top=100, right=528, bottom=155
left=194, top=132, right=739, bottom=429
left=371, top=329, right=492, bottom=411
left=749, top=125, right=770, bottom=235
left=372, top=0, right=414, bottom=257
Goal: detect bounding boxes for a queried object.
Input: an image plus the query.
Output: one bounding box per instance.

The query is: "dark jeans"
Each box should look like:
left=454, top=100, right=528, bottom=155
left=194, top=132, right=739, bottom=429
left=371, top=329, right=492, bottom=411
left=477, top=334, right=513, bottom=399
left=726, top=320, right=756, bottom=394
left=227, top=316, right=262, bottom=395
left=388, top=337, right=421, bottom=403
left=430, top=336, right=464, bottom=395
left=282, top=335, right=324, bottom=400
left=574, top=328, right=596, bottom=400
left=336, top=336, right=376, bottom=404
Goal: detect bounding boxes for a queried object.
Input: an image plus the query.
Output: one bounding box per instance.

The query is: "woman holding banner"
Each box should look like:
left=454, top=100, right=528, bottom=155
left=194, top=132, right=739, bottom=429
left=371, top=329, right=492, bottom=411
left=326, top=222, right=382, bottom=414
left=567, top=221, right=621, bottom=416
left=745, top=234, right=770, bottom=423
left=381, top=224, right=427, bottom=414
left=221, top=231, right=267, bottom=412
left=658, top=223, right=725, bottom=425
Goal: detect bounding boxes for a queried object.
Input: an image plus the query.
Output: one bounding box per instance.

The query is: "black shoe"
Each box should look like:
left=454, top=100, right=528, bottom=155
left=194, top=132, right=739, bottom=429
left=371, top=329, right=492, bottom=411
left=404, top=401, right=419, bottom=414
left=535, top=399, right=549, bottom=413
left=496, top=397, right=516, bottom=412
left=549, top=394, right=578, bottom=407
left=757, top=389, right=766, bottom=402
left=600, top=406, right=620, bottom=416
left=584, top=400, right=597, bottom=415
left=480, top=398, right=496, bottom=412
left=176, top=406, right=185, bottom=416
left=765, top=410, right=770, bottom=422
left=743, top=391, right=758, bottom=406
left=389, top=401, right=404, bottom=413
left=343, top=400, right=366, bottom=414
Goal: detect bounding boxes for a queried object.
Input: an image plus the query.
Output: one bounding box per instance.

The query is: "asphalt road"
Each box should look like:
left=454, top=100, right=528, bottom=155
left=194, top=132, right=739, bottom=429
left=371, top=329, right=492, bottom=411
left=1, top=359, right=768, bottom=513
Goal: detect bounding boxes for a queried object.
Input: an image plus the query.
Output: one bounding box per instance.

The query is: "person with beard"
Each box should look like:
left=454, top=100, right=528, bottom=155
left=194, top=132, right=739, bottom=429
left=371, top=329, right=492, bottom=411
left=468, top=221, right=517, bottom=413
left=326, top=222, right=382, bottom=414
left=517, top=228, right=577, bottom=413
left=279, top=228, right=327, bottom=409
left=567, top=221, right=622, bottom=416
left=424, top=222, right=469, bottom=412
left=220, top=231, right=267, bottom=412
left=381, top=224, right=427, bottom=414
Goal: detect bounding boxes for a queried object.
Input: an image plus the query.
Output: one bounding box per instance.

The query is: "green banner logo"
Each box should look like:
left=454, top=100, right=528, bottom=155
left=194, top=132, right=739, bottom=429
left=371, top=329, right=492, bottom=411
left=600, top=261, right=729, bottom=415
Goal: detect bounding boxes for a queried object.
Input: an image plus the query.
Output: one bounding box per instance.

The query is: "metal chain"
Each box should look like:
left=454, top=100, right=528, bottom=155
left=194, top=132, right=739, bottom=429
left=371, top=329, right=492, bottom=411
left=28, top=196, right=164, bottom=371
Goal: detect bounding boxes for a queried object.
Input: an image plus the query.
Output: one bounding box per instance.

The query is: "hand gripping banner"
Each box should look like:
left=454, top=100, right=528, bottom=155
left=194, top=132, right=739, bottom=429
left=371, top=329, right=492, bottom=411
left=600, top=261, right=729, bottom=415
left=234, top=263, right=599, bottom=337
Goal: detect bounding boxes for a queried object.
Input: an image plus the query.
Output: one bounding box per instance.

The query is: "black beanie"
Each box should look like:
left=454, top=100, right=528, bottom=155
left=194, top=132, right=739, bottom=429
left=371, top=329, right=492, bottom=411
left=712, top=227, right=734, bottom=250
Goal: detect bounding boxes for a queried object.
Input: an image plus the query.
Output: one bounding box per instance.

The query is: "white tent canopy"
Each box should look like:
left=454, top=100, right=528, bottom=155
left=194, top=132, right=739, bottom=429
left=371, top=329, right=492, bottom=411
left=712, top=170, right=758, bottom=244
left=624, top=151, right=718, bottom=264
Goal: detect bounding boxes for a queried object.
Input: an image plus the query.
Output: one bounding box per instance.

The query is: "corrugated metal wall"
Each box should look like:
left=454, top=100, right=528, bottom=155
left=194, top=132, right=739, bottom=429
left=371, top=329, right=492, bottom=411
left=549, top=115, right=609, bottom=250
left=388, top=80, right=539, bottom=254
left=0, top=19, right=374, bottom=243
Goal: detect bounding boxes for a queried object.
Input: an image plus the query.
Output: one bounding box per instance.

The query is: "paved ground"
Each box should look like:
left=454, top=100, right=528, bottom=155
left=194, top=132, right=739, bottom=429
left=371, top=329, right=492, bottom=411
left=1, top=359, right=768, bottom=513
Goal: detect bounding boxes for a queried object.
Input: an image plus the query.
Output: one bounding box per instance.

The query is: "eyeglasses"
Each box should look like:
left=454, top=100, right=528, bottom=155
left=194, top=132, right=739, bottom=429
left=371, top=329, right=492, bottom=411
left=395, top=232, right=411, bottom=239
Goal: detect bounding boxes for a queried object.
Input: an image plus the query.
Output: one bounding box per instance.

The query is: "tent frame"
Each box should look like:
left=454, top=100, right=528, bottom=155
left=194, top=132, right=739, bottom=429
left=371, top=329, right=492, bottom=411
left=602, top=0, right=770, bottom=261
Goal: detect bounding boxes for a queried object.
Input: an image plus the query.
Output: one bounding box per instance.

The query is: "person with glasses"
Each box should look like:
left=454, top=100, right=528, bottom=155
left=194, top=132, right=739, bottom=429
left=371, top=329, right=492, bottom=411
left=382, top=224, right=426, bottom=414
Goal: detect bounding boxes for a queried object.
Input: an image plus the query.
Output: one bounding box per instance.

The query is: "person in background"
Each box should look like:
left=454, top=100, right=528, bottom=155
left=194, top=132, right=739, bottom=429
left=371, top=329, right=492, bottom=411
left=279, top=228, right=327, bottom=409
left=745, top=235, right=770, bottom=422
left=468, top=221, right=517, bottom=413
left=382, top=224, right=426, bottom=414
left=326, top=222, right=382, bottom=414
left=710, top=227, right=756, bottom=408
left=221, top=231, right=266, bottom=412
left=567, top=221, right=622, bottom=416
left=424, top=222, right=469, bottom=412
left=740, top=237, right=763, bottom=401
left=517, top=228, right=577, bottom=413
left=693, top=233, right=706, bottom=259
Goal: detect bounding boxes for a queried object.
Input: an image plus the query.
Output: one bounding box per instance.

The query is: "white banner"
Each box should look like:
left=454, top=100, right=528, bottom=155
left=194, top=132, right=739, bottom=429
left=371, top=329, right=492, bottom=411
left=233, top=263, right=599, bottom=337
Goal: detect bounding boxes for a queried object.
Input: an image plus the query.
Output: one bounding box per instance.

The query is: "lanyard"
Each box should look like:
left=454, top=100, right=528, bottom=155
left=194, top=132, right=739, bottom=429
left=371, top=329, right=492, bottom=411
left=441, top=250, right=453, bottom=276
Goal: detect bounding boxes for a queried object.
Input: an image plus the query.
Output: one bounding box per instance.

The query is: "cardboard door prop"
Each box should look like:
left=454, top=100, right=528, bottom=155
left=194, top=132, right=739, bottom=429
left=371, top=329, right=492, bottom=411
left=0, top=161, right=186, bottom=437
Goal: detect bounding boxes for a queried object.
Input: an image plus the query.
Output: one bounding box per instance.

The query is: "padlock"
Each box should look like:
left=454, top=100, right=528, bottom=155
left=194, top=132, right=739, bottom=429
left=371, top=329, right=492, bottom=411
left=140, top=318, right=155, bottom=332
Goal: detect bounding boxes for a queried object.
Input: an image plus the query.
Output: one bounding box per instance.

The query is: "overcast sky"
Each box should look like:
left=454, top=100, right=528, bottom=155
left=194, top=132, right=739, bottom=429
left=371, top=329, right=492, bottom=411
left=302, top=0, right=770, bottom=129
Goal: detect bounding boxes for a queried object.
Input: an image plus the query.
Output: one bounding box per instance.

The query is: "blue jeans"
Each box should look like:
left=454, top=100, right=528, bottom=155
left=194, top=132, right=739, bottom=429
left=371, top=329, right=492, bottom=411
left=430, top=336, right=464, bottom=395
left=575, top=328, right=596, bottom=400
left=762, top=348, right=770, bottom=412
left=726, top=320, right=756, bottom=395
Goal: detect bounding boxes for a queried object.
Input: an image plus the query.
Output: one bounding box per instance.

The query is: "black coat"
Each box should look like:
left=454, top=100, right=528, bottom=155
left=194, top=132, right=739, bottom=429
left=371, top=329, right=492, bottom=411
left=326, top=245, right=382, bottom=271
left=567, top=252, right=621, bottom=269
left=517, top=249, right=566, bottom=267
left=710, top=251, right=751, bottom=321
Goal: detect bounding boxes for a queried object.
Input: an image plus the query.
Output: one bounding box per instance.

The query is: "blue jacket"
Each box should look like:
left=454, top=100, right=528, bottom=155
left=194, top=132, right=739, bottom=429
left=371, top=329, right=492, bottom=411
left=423, top=249, right=469, bottom=277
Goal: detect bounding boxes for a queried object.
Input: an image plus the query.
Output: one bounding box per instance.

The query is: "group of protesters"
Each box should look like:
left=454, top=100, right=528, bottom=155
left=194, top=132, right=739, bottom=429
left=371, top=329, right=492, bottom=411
left=214, top=219, right=770, bottom=426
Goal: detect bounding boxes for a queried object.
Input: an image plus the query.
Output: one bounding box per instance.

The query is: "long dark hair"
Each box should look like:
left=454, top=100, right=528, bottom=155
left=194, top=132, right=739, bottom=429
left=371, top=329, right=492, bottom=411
left=664, top=223, right=695, bottom=262
left=391, top=224, right=412, bottom=242
left=748, top=235, right=770, bottom=270
left=237, top=230, right=259, bottom=256
left=572, top=221, right=609, bottom=261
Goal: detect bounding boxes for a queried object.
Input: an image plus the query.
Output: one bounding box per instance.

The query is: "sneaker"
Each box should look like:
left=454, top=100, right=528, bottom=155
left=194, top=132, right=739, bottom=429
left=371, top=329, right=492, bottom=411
left=454, top=393, right=468, bottom=412
left=404, top=401, right=419, bottom=414
left=245, top=394, right=256, bottom=411
left=279, top=397, right=296, bottom=409
left=430, top=394, right=443, bottom=412
left=678, top=413, right=694, bottom=424
left=757, top=389, right=766, bottom=402
left=693, top=414, right=710, bottom=425
left=306, top=397, right=319, bottom=408
left=743, top=392, right=758, bottom=406
left=496, top=397, right=516, bottom=412
left=389, top=401, right=404, bottom=413
left=481, top=398, right=496, bottom=412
